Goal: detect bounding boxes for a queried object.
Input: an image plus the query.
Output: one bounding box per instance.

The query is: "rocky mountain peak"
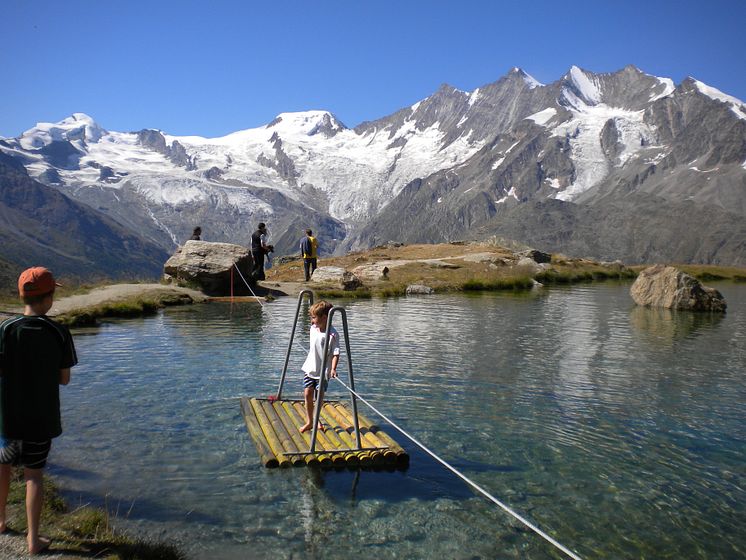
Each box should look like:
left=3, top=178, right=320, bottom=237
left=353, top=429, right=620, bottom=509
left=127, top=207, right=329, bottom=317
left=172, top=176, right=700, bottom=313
left=2, top=64, right=744, bottom=272
left=509, top=67, right=543, bottom=89
left=19, top=112, right=106, bottom=149
left=266, top=110, right=346, bottom=137
left=560, top=65, right=603, bottom=108
left=688, top=78, right=746, bottom=120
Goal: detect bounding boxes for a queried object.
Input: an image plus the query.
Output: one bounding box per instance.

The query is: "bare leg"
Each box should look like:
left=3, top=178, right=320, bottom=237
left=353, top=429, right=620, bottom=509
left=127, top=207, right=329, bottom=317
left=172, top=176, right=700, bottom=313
left=25, top=468, right=49, bottom=554
left=0, top=464, right=11, bottom=532
left=300, top=387, right=315, bottom=432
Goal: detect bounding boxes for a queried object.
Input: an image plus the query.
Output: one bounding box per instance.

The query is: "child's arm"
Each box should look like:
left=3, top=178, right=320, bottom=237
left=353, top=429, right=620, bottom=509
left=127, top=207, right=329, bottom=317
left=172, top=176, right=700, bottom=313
left=59, top=368, right=71, bottom=385
left=329, top=355, right=339, bottom=378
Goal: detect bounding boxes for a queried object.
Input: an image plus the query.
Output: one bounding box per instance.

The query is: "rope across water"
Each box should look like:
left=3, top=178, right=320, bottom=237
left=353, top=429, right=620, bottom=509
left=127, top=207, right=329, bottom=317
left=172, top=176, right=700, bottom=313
left=232, top=263, right=267, bottom=309
left=333, top=377, right=583, bottom=560
left=231, top=272, right=581, bottom=558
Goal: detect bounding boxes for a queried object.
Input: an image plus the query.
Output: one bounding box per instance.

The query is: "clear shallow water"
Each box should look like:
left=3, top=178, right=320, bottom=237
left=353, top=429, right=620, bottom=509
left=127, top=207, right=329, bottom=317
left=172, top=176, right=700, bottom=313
left=51, top=283, right=746, bottom=559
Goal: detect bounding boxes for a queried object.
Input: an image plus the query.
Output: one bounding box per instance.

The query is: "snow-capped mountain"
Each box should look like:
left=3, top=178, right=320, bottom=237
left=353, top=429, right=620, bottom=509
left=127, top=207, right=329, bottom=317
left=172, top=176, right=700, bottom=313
left=1, top=64, right=745, bottom=271
left=345, top=66, right=746, bottom=264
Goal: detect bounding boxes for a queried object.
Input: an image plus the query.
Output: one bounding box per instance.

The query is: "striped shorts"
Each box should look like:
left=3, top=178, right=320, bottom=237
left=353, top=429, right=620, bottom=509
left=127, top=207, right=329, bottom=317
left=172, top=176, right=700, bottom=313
left=0, top=439, right=52, bottom=469
left=303, top=374, right=320, bottom=390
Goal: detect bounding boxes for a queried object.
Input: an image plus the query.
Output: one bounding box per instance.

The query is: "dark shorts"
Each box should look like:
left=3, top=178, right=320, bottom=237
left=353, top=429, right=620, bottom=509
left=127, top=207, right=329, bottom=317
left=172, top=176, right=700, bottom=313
left=303, top=375, right=319, bottom=390
left=0, top=438, right=52, bottom=469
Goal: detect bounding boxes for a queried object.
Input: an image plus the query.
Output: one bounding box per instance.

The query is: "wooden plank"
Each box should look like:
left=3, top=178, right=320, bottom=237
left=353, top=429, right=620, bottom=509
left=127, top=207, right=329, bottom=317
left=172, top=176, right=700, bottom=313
left=240, top=398, right=278, bottom=468
left=282, top=402, right=346, bottom=466
left=342, top=405, right=409, bottom=465
left=249, top=398, right=292, bottom=468
left=259, top=400, right=305, bottom=466
left=323, top=405, right=384, bottom=465
left=272, top=401, right=326, bottom=467
left=319, top=407, right=373, bottom=466
left=330, top=403, right=397, bottom=464
left=292, top=401, right=360, bottom=466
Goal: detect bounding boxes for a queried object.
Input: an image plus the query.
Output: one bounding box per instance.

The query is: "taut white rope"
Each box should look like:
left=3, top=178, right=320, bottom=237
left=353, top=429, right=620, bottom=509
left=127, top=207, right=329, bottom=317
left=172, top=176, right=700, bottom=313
left=333, top=377, right=583, bottom=560
left=232, top=263, right=266, bottom=309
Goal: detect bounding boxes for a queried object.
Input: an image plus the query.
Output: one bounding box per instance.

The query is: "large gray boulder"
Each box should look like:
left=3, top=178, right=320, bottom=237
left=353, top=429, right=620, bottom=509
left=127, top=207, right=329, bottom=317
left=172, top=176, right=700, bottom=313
left=406, top=284, right=434, bottom=295
left=352, top=264, right=389, bottom=282
left=311, top=266, right=362, bottom=290
left=163, top=240, right=253, bottom=296
left=630, top=265, right=727, bottom=312
left=516, top=249, right=552, bottom=264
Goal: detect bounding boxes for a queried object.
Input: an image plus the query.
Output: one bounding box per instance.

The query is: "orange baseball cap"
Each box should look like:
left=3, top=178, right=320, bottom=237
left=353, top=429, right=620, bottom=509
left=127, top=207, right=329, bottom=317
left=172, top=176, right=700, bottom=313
left=18, top=267, right=61, bottom=297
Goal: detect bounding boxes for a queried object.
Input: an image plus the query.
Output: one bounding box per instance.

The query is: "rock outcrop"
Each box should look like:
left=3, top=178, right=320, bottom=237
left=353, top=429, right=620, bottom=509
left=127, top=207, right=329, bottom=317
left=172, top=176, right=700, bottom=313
left=311, top=266, right=362, bottom=290
left=351, top=264, right=389, bottom=282
left=163, top=240, right=254, bottom=296
left=516, top=249, right=552, bottom=264
left=406, top=284, right=434, bottom=295
left=630, top=265, right=727, bottom=312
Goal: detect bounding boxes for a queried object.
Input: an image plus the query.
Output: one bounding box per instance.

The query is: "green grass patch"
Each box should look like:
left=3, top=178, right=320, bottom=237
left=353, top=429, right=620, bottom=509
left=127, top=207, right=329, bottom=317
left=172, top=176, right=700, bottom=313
left=57, top=293, right=195, bottom=327
left=536, top=269, right=593, bottom=284
left=315, top=287, right=372, bottom=299
left=4, top=471, right=185, bottom=559
left=58, top=300, right=160, bottom=326
left=695, top=272, right=727, bottom=281
left=462, top=276, right=534, bottom=291
left=376, top=285, right=408, bottom=297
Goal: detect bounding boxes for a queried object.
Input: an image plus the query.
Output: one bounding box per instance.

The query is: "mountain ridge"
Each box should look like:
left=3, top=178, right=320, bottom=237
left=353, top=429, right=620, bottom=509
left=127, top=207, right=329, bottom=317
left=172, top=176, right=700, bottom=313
left=1, top=64, right=745, bottom=275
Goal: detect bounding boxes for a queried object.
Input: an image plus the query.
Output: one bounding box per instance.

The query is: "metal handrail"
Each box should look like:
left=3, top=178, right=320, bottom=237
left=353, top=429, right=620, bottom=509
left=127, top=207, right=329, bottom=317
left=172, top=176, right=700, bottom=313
left=276, top=289, right=314, bottom=400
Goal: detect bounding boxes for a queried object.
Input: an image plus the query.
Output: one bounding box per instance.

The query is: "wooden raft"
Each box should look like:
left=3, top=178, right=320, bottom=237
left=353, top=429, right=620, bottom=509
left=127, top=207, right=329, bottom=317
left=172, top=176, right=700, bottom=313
left=240, top=397, right=409, bottom=468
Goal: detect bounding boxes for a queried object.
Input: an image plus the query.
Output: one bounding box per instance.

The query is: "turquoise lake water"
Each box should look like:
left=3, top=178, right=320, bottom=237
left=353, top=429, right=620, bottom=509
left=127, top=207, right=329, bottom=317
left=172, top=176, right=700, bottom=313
left=51, top=283, right=745, bottom=559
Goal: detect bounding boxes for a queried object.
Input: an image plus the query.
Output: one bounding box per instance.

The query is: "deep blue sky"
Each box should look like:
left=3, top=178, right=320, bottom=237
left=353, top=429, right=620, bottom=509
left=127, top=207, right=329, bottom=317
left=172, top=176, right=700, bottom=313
left=2, top=0, right=745, bottom=138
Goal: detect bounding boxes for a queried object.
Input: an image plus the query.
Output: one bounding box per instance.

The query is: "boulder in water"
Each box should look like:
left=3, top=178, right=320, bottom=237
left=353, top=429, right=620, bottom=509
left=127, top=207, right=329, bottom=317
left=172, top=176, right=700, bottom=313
left=630, top=265, right=726, bottom=312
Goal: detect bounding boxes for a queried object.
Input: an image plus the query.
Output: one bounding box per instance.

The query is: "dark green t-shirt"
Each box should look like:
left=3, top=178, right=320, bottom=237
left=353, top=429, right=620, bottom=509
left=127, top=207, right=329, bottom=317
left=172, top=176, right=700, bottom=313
left=0, top=315, right=77, bottom=440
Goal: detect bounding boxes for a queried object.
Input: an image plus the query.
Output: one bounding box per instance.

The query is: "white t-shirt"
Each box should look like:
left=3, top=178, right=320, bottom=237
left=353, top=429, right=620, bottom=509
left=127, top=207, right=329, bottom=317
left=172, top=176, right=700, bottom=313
left=302, top=324, right=340, bottom=379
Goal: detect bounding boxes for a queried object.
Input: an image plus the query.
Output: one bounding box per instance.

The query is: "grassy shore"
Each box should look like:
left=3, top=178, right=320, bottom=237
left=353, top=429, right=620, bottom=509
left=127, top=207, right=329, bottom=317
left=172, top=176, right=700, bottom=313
left=2, top=471, right=184, bottom=559
left=267, top=243, right=639, bottom=298
left=55, top=291, right=198, bottom=327
left=0, top=284, right=207, bottom=328
left=266, top=243, right=746, bottom=298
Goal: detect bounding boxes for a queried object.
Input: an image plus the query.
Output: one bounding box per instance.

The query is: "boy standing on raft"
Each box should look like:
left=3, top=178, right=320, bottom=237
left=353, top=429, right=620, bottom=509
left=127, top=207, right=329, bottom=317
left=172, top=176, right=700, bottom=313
left=300, top=301, right=339, bottom=433
left=0, top=267, right=77, bottom=554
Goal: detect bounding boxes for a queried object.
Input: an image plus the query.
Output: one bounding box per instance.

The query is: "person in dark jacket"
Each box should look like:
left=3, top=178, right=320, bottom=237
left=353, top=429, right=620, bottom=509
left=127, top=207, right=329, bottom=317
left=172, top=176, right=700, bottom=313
left=299, top=229, right=318, bottom=281
left=189, top=226, right=202, bottom=241
left=250, top=223, right=273, bottom=280
left=0, top=267, right=77, bottom=554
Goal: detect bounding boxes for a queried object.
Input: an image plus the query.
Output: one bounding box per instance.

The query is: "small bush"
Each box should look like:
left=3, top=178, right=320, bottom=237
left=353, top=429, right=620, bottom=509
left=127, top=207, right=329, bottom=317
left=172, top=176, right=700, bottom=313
left=696, top=272, right=726, bottom=281
left=66, top=507, right=109, bottom=539
left=377, top=286, right=407, bottom=297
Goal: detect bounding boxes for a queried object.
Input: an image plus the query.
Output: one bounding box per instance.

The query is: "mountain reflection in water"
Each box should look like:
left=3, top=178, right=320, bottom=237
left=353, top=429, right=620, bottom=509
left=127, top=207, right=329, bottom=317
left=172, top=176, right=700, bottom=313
left=51, top=283, right=745, bottom=559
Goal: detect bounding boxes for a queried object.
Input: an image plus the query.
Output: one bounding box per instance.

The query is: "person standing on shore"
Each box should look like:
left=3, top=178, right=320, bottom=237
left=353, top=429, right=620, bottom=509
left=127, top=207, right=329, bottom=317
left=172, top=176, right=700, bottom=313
left=250, top=223, right=273, bottom=281
left=189, top=226, right=202, bottom=241
left=300, top=229, right=318, bottom=281
left=0, top=267, right=77, bottom=555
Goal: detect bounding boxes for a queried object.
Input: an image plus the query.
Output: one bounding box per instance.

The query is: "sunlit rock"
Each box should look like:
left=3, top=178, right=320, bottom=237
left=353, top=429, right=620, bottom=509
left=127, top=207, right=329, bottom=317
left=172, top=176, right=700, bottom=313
left=311, top=266, right=362, bottom=290
left=163, top=240, right=253, bottom=295
left=630, top=265, right=726, bottom=312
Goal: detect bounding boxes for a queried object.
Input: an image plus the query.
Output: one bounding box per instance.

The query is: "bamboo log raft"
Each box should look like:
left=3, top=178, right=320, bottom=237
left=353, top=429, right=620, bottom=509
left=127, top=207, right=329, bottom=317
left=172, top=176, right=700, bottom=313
left=240, top=397, right=409, bottom=468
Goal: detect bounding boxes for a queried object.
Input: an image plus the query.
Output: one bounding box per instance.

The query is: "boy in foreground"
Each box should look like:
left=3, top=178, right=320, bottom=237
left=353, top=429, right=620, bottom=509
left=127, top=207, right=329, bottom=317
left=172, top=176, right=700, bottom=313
left=0, top=267, right=77, bottom=554
left=300, top=301, right=339, bottom=433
